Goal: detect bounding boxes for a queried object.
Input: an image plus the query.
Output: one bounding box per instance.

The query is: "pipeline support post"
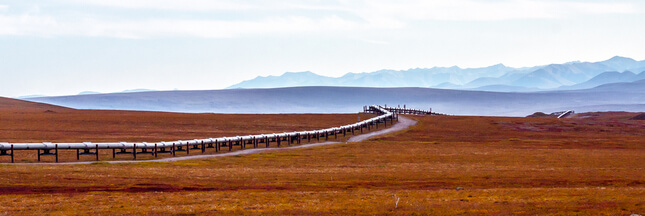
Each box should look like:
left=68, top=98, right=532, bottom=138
left=55, top=144, right=58, bottom=163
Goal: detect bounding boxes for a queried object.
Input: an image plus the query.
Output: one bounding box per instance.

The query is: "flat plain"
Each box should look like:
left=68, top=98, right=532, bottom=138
left=0, top=97, right=644, bottom=215
left=0, top=97, right=373, bottom=162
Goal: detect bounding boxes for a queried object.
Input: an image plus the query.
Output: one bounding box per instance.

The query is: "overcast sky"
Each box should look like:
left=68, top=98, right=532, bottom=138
left=1, top=0, right=644, bottom=97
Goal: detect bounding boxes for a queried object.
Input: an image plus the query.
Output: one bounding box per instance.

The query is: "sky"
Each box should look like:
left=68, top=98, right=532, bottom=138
left=1, top=0, right=644, bottom=97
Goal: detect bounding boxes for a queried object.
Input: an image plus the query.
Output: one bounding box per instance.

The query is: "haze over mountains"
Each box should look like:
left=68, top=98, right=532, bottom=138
left=24, top=80, right=645, bottom=116
left=227, top=56, right=645, bottom=92
left=17, top=89, right=157, bottom=99
left=19, top=56, right=645, bottom=116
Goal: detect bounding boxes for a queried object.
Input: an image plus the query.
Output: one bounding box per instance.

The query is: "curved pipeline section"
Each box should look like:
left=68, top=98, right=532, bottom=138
left=0, top=105, right=398, bottom=157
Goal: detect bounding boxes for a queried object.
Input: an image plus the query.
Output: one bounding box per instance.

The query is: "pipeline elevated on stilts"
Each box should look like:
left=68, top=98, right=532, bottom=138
left=0, top=105, right=432, bottom=163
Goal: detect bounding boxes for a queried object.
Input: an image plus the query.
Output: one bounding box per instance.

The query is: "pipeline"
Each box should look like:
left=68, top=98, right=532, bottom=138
left=0, top=105, right=432, bottom=163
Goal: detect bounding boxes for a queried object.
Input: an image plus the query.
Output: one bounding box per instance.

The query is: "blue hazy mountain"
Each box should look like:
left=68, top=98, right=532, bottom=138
left=228, top=64, right=518, bottom=89
left=121, top=89, right=157, bottom=93
left=16, top=94, right=48, bottom=99
left=461, top=56, right=645, bottom=90
left=227, top=71, right=336, bottom=89
left=228, top=56, right=645, bottom=91
left=78, top=91, right=102, bottom=95
left=25, top=84, right=645, bottom=116
left=582, top=78, right=645, bottom=93
left=470, top=85, right=543, bottom=92
left=558, top=71, right=645, bottom=90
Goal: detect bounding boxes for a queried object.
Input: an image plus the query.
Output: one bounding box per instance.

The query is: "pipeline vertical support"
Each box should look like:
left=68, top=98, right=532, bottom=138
left=228, top=140, right=232, bottom=151
left=37, top=149, right=40, bottom=162
left=154, top=143, right=158, bottom=158
left=186, top=142, right=190, bottom=155
left=133, top=143, right=137, bottom=160
left=201, top=141, right=205, bottom=153
left=76, top=149, right=80, bottom=160
left=172, top=143, right=176, bottom=157
left=55, top=144, right=58, bottom=163
left=96, top=144, right=99, bottom=161
left=112, top=148, right=116, bottom=158
left=10, top=144, right=14, bottom=163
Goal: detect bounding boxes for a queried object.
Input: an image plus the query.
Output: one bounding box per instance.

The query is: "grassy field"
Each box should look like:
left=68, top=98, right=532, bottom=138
left=0, top=97, right=374, bottom=162
left=0, top=98, right=644, bottom=215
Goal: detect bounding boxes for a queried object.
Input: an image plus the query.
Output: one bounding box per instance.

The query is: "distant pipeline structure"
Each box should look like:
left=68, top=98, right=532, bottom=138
left=553, top=110, right=575, bottom=118
left=373, top=104, right=448, bottom=116
left=528, top=110, right=575, bottom=118
left=0, top=105, right=439, bottom=163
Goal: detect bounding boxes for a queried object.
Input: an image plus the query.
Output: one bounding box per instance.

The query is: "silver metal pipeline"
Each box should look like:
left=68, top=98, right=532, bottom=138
left=0, top=105, right=395, bottom=151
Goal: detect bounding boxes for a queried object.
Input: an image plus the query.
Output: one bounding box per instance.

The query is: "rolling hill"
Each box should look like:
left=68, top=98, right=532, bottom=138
left=0, top=96, right=72, bottom=111
left=558, top=71, right=645, bottom=90
left=25, top=85, right=645, bottom=116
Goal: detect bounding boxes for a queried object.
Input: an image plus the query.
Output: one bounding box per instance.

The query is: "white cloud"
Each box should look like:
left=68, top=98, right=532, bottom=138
left=362, top=39, right=389, bottom=45
left=0, top=5, right=8, bottom=11
left=0, top=14, right=360, bottom=38
left=0, top=0, right=640, bottom=38
left=66, top=0, right=257, bottom=11
left=346, top=0, right=637, bottom=22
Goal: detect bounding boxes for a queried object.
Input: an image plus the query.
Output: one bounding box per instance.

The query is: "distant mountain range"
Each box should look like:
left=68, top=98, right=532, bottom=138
left=16, top=56, right=645, bottom=116
left=17, top=89, right=157, bottom=99
left=227, top=56, right=645, bottom=92
left=24, top=80, right=645, bottom=116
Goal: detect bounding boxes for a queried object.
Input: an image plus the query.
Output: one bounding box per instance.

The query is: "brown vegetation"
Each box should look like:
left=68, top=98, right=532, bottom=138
left=0, top=97, right=374, bottom=162
left=0, top=98, right=643, bottom=215
left=526, top=111, right=550, bottom=118
left=630, top=113, right=645, bottom=120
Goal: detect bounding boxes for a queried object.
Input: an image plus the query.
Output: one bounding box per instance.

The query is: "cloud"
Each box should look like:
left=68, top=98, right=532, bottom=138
left=71, top=0, right=639, bottom=20
left=362, top=39, right=389, bottom=45
left=66, top=0, right=257, bottom=11
left=0, top=0, right=640, bottom=38
left=0, top=14, right=360, bottom=38
left=346, top=0, right=637, bottom=22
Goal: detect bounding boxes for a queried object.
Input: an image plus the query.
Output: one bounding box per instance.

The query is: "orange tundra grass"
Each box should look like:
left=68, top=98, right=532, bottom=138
left=0, top=98, right=643, bottom=215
